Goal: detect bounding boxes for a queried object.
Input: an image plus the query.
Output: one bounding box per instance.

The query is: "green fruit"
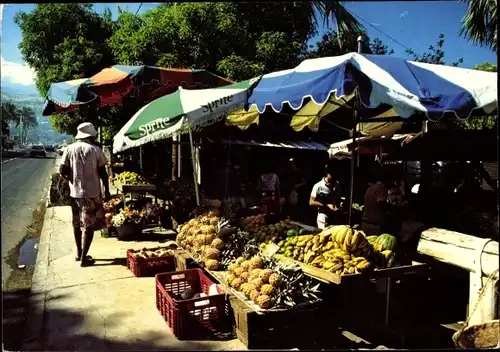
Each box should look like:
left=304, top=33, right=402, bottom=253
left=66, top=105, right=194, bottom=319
left=376, top=234, right=397, bottom=251
left=278, top=240, right=285, bottom=248
left=286, top=229, right=299, bottom=237
left=285, top=250, right=293, bottom=257
left=299, top=228, right=307, bottom=235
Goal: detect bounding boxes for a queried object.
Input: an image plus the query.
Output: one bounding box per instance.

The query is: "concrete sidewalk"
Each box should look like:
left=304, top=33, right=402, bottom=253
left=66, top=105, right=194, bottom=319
left=22, top=205, right=245, bottom=351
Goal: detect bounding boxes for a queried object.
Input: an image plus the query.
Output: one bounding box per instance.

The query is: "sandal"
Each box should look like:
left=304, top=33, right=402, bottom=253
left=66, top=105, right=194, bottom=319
left=80, top=256, right=95, bottom=267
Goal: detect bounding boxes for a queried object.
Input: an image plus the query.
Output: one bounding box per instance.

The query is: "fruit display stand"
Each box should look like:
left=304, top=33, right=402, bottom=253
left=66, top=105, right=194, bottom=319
left=210, top=270, right=323, bottom=349
left=275, top=253, right=429, bottom=285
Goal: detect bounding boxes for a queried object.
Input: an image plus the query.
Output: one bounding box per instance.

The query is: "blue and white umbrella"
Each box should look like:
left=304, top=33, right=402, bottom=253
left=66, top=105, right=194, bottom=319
left=247, top=53, right=497, bottom=120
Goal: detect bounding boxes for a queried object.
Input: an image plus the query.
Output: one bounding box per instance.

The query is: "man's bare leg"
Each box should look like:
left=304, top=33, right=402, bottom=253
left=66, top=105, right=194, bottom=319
left=80, top=230, right=95, bottom=267
left=73, top=227, right=83, bottom=261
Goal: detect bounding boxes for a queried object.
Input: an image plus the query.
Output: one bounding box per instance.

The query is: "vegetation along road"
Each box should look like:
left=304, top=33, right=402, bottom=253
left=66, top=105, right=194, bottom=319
left=1, top=153, right=56, bottom=288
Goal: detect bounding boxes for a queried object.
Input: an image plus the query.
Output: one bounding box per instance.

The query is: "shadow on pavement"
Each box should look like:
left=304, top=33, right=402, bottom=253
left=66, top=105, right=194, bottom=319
left=4, top=287, right=235, bottom=351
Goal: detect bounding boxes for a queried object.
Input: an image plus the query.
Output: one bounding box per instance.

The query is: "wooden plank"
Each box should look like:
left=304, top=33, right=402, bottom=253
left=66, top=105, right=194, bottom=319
left=121, top=184, right=157, bottom=193
left=418, top=228, right=499, bottom=277
left=275, top=254, right=428, bottom=285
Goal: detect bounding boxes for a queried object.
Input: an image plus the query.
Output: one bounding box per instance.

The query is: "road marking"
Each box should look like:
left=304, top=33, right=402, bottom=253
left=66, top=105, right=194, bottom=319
left=1, top=158, right=18, bottom=164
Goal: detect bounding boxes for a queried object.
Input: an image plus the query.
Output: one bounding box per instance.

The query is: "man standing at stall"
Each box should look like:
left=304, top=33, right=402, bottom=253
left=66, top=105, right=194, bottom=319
left=60, top=122, right=111, bottom=267
left=310, top=164, right=341, bottom=229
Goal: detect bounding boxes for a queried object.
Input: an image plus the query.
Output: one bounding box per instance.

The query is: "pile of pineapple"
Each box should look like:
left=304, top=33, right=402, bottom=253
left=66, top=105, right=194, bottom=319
left=176, top=214, right=227, bottom=270
left=225, top=256, right=281, bottom=310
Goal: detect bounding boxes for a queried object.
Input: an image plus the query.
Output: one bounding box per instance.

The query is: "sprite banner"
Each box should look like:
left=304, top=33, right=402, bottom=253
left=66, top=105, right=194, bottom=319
left=113, top=78, right=259, bottom=153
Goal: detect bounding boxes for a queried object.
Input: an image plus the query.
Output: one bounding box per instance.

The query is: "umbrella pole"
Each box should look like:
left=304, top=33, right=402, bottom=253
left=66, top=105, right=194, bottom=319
left=348, top=36, right=364, bottom=226
left=348, top=89, right=359, bottom=226
left=188, top=128, right=201, bottom=206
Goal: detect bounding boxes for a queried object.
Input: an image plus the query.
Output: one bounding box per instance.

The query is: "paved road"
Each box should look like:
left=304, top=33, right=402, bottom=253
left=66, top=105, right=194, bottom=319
left=1, top=155, right=57, bottom=288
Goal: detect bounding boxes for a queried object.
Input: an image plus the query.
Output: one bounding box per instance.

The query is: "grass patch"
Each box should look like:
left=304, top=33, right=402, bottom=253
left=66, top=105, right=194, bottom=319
left=3, top=201, right=47, bottom=350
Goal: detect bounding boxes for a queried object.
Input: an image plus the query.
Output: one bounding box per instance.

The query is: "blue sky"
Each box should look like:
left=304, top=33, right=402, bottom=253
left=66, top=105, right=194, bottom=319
left=1, top=2, right=497, bottom=87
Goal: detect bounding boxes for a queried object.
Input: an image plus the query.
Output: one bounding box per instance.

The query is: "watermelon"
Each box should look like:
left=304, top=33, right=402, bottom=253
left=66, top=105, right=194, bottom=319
left=375, top=234, right=397, bottom=251
left=286, top=229, right=299, bottom=237
left=299, top=228, right=307, bottom=235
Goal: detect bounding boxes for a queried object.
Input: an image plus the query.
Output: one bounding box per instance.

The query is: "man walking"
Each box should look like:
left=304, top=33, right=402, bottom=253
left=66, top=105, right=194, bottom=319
left=310, top=164, right=341, bottom=229
left=60, top=122, right=110, bottom=267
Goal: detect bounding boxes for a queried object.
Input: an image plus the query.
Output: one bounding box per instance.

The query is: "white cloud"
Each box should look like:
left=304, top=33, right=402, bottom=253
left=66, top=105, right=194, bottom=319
left=0, top=56, right=37, bottom=86
left=399, top=10, right=409, bottom=19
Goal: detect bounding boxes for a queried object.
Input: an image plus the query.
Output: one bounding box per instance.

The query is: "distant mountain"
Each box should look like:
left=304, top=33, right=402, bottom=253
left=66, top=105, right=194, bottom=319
left=1, top=82, right=40, bottom=97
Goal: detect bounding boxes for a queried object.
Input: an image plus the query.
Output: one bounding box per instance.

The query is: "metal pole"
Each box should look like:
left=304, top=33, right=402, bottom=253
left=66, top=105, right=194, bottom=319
left=188, top=128, right=201, bottom=206
left=348, top=35, right=364, bottom=226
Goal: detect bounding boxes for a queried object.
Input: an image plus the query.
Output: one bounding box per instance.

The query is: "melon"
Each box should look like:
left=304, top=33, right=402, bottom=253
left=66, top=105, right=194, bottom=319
left=375, top=234, right=396, bottom=251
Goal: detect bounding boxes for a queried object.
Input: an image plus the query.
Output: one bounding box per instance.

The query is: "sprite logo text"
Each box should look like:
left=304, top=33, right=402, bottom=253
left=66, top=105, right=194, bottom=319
left=201, top=95, right=234, bottom=113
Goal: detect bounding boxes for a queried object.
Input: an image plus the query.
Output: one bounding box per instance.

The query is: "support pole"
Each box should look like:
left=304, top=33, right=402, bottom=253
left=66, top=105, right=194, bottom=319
left=188, top=128, right=201, bottom=206
left=172, top=135, right=178, bottom=180
left=178, top=136, right=182, bottom=178
left=347, top=35, right=364, bottom=226
left=139, top=146, right=143, bottom=172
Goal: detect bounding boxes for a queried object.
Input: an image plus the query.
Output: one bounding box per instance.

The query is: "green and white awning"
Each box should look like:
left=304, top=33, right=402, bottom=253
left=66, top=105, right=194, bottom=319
left=113, top=78, right=258, bottom=153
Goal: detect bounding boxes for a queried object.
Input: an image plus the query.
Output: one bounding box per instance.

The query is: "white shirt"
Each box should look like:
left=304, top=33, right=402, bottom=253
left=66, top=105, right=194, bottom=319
left=311, top=178, right=341, bottom=215
left=60, top=140, right=108, bottom=198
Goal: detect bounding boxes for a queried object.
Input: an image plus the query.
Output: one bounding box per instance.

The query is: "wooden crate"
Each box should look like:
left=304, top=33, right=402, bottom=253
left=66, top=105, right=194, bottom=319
left=174, top=249, right=199, bottom=271
left=275, top=254, right=429, bottom=285
left=229, top=294, right=322, bottom=349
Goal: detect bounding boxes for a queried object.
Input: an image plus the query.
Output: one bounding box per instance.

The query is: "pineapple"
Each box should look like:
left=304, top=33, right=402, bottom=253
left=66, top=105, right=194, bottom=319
left=204, top=247, right=221, bottom=260
left=231, top=278, right=243, bottom=289
left=206, top=225, right=217, bottom=234
left=256, top=294, right=273, bottom=309
left=226, top=272, right=236, bottom=285
left=209, top=217, right=219, bottom=226
left=249, top=256, right=264, bottom=269
left=228, top=263, right=238, bottom=273
left=241, top=260, right=251, bottom=272
left=205, top=259, right=219, bottom=270
left=249, top=289, right=260, bottom=302
left=251, top=278, right=264, bottom=291
left=240, top=283, right=253, bottom=297
left=235, top=257, right=245, bottom=266
left=240, top=272, right=250, bottom=282
left=203, top=234, right=215, bottom=245
left=233, top=267, right=244, bottom=277
left=258, top=269, right=274, bottom=283
left=260, top=284, right=276, bottom=297
left=268, top=273, right=281, bottom=287
left=249, top=268, right=262, bottom=280
left=211, top=238, right=224, bottom=250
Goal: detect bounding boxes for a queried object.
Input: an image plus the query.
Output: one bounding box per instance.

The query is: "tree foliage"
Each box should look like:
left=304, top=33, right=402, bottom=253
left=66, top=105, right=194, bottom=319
left=1, top=101, right=37, bottom=142
left=15, top=2, right=368, bottom=140
left=459, top=0, right=497, bottom=52
left=307, top=29, right=394, bottom=58
left=406, top=33, right=464, bottom=66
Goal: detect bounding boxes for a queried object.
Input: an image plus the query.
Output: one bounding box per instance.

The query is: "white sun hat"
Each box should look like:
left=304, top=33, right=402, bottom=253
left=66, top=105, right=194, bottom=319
left=75, top=122, right=98, bottom=140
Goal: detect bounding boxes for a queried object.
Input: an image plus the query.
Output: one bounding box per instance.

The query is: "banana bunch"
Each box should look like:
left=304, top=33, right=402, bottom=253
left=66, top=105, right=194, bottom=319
left=330, top=225, right=371, bottom=258
left=372, top=249, right=396, bottom=269
left=310, top=248, right=373, bottom=275
left=277, top=234, right=334, bottom=262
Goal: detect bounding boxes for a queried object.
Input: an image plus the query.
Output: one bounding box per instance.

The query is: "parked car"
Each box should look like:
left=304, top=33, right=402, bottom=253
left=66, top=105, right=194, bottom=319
left=45, top=145, right=55, bottom=152
left=29, top=145, right=47, bottom=158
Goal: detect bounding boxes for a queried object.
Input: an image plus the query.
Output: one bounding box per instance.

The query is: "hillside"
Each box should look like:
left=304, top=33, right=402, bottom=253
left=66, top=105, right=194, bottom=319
left=1, top=86, right=70, bottom=144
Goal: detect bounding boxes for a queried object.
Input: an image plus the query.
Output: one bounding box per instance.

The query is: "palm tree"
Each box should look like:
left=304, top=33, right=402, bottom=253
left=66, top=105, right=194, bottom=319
left=19, top=107, right=38, bottom=143
left=459, top=0, right=497, bottom=52
left=308, top=1, right=366, bottom=48
left=1, top=101, right=22, bottom=125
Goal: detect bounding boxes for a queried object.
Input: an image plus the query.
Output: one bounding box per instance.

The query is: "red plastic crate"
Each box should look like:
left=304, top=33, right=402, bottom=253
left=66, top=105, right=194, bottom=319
left=155, top=269, right=230, bottom=340
left=127, top=249, right=175, bottom=277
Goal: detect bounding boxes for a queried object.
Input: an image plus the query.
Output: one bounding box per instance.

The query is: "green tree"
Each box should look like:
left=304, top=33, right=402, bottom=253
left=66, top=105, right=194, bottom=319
left=307, top=29, right=394, bottom=58
left=1, top=101, right=22, bottom=125
left=459, top=0, right=497, bottom=52
left=406, top=33, right=464, bottom=66
left=16, top=2, right=365, bottom=138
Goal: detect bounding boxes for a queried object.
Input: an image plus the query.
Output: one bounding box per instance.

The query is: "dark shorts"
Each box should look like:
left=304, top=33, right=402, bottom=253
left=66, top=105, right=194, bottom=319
left=70, top=196, right=106, bottom=232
